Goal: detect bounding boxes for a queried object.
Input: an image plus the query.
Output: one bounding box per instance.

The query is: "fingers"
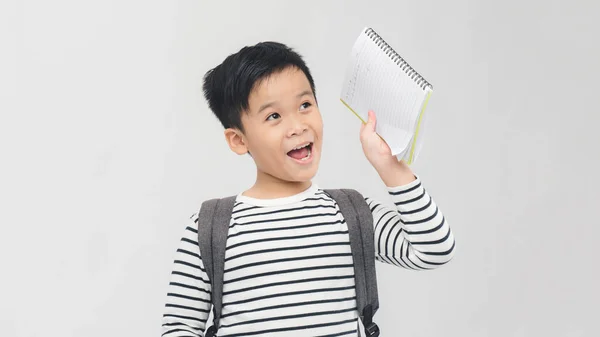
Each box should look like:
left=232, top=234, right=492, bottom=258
left=360, top=110, right=377, bottom=138
left=360, top=110, right=376, bottom=144
left=367, top=110, right=376, bottom=131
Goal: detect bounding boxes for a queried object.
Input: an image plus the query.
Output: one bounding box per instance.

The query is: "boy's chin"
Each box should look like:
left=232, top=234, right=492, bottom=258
left=284, top=168, right=319, bottom=183
left=281, top=165, right=320, bottom=183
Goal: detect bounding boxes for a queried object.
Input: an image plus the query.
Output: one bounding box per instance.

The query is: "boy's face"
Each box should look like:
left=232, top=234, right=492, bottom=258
left=236, top=67, right=323, bottom=184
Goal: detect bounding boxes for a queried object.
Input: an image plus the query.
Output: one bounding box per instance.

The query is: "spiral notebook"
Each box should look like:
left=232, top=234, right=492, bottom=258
left=340, top=27, right=433, bottom=164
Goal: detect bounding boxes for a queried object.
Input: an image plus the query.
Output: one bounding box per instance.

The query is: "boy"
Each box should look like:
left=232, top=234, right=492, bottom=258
left=162, top=42, right=455, bottom=336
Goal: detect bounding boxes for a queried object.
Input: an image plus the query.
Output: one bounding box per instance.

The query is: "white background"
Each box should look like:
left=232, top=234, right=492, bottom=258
left=1, top=0, right=599, bottom=336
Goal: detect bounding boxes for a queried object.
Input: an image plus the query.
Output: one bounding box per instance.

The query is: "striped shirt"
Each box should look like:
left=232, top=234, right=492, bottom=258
left=162, top=177, right=455, bottom=336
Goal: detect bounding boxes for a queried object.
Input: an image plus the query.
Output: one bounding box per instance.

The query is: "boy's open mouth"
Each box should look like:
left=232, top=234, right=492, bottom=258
left=287, top=142, right=313, bottom=161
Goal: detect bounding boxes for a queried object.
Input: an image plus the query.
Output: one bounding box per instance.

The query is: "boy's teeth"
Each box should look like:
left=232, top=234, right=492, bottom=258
left=293, top=143, right=310, bottom=150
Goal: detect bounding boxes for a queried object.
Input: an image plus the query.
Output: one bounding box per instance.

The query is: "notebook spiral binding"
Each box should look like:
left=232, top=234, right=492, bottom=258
left=365, top=28, right=432, bottom=90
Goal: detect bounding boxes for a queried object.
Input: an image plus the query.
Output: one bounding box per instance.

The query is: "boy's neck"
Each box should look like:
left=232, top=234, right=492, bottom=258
left=242, top=171, right=313, bottom=200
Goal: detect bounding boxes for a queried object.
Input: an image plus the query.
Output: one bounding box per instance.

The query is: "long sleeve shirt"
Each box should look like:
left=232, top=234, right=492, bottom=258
left=161, top=177, right=455, bottom=336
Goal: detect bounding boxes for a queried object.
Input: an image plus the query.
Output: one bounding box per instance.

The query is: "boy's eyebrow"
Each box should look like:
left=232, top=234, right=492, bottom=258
left=256, top=90, right=314, bottom=114
left=297, top=90, right=313, bottom=98
left=257, top=101, right=276, bottom=114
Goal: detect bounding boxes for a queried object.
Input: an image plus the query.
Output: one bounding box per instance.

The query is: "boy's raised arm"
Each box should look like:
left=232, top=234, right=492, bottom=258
left=161, top=215, right=212, bottom=337
left=359, top=110, right=455, bottom=269
left=366, top=176, right=455, bottom=270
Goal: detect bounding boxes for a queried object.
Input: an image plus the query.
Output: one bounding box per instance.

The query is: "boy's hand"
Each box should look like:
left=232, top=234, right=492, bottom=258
left=360, top=110, right=393, bottom=169
left=360, top=110, right=416, bottom=186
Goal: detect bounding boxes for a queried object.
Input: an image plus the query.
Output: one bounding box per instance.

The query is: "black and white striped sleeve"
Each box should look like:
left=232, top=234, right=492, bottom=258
left=161, top=214, right=212, bottom=337
left=366, top=176, right=455, bottom=270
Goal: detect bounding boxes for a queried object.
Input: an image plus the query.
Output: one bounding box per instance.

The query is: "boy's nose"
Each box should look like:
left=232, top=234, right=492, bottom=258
left=286, top=117, right=308, bottom=137
left=287, top=125, right=308, bottom=137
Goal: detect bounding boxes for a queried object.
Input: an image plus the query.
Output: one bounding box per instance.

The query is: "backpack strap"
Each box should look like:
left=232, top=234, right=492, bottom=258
left=324, top=189, right=380, bottom=337
left=197, top=196, right=236, bottom=337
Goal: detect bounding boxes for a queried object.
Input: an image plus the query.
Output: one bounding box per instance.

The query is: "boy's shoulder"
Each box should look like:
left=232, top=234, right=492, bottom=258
left=186, top=193, right=241, bottom=225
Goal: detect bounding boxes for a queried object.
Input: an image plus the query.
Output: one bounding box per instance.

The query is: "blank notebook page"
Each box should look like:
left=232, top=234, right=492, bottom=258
left=340, top=27, right=433, bottom=157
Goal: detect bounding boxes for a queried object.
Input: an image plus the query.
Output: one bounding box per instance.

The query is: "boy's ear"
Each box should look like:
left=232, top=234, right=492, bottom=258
left=224, top=128, right=248, bottom=155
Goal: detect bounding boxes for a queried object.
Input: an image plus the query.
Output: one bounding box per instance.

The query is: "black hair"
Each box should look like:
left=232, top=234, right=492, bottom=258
left=202, top=41, right=316, bottom=132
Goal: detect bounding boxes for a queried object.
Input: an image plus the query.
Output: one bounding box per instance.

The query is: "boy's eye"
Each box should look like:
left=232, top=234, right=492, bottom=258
left=300, top=102, right=312, bottom=110
left=266, top=112, right=281, bottom=121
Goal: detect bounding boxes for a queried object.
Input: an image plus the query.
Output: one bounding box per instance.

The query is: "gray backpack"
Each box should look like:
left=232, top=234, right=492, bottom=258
left=197, top=189, right=380, bottom=337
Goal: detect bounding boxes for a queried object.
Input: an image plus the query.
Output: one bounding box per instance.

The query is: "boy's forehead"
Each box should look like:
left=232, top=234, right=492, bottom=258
left=258, top=68, right=309, bottom=92
left=249, top=68, right=312, bottom=105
